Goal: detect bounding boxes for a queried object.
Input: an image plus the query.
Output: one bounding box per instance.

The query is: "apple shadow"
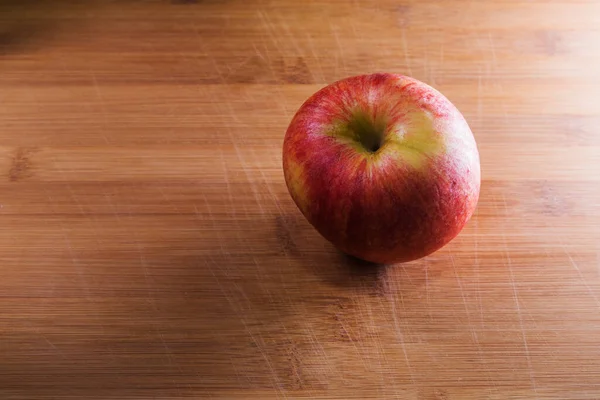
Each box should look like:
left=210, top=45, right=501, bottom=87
left=336, top=251, right=388, bottom=285
left=274, top=213, right=391, bottom=294
left=274, top=209, right=454, bottom=297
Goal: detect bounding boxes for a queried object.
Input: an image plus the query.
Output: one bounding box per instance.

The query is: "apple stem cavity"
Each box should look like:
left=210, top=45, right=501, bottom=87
left=348, top=112, right=386, bottom=153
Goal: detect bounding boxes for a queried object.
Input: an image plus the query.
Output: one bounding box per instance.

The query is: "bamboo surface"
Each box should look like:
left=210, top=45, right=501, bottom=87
left=1, top=1, right=600, bottom=399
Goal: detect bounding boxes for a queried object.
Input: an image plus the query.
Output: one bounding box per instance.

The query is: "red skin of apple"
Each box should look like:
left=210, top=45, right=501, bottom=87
left=282, top=73, right=480, bottom=264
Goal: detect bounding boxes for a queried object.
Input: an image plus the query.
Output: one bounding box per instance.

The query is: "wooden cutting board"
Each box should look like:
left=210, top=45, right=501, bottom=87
left=2, top=1, right=600, bottom=398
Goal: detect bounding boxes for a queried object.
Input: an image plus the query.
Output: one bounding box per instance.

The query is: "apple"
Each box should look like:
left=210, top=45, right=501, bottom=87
left=282, top=73, right=480, bottom=264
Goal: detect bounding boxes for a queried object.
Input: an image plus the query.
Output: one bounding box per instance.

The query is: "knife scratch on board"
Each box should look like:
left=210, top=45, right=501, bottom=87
left=562, top=245, right=600, bottom=309
left=488, top=31, right=497, bottom=67
left=500, top=192, right=538, bottom=393
left=277, top=14, right=303, bottom=60
left=251, top=148, right=283, bottom=215
left=250, top=42, right=270, bottom=82
left=337, top=303, right=368, bottom=371
left=219, top=148, right=236, bottom=218
left=400, top=27, right=413, bottom=77
left=450, top=254, right=492, bottom=384
left=305, top=34, right=326, bottom=83
left=240, top=303, right=288, bottom=397
left=331, top=24, right=348, bottom=75
left=400, top=265, right=415, bottom=288
left=388, top=278, right=416, bottom=385
left=90, top=71, right=110, bottom=145
left=477, top=71, right=483, bottom=131
left=60, top=219, right=91, bottom=299
left=257, top=10, right=283, bottom=56
left=367, top=300, right=389, bottom=398
left=208, top=264, right=285, bottom=394
left=41, top=334, right=67, bottom=360
left=350, top=23, right=376, bottom=75
left=222, top=103, right=266, bottom=216
left=474, top=213, right=484, bottom=328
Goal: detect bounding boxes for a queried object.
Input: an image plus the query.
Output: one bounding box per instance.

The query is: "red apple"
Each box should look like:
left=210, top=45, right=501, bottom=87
left=282, top=73, right=480, bottom=264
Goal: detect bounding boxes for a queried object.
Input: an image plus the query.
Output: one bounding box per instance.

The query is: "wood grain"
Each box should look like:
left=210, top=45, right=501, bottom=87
left=1, top=0, right=600, bottom=399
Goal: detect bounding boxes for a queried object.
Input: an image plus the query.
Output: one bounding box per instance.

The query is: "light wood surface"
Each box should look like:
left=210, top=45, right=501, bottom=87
left=2, top=1, right=600, bottom=399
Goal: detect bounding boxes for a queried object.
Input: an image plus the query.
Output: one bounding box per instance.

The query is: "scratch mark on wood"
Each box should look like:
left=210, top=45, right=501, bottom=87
left=450, top=255, right=473, bottom=341
left=223, top=55, right=255, bottom=81
left=242, top=313, right=287, bottom=397
left=306, top=34, right=326, bottom=83
left=365, top=301, right=387, bottom=397
left=257, top=10, right=285, bottom=82
left=474, top=215, right=484, bottom=328
left=423, top=26, right=431, bottom=82
left=277, top=14, right=303, bottom=58
left=450, top=254, right=492, bottom=384
left=388, top=282, right=416, bottom=385
left=137, top=240, right=150, bottom=286
left=257, top=41, right=280, bottom=83
left=336, top=308, right=366, bottom=368
left=500, top=193, right=538, bottom=394
left=158, top=185, right=180, bottom=213
left=223, top=107, right=266, bottom=216
left=562, top=245, right=600, bottom=309
left=159, top=331, right=185, bottom=375
left=90, top=71, right=110, bottom=145
left=252, top=43, right=266, bottom=62
left=400, top=265, right=415, bottom=287
left=219, top=147, right=236, bottom=217
left=488, top=32, right=497, bottom=66
left=203, top=196, right=228, bottom=254
left=401, top=28, right=413, bottom=77
left=257, top=10, right=284, bottom=56
left=300, top=304, right=336, bottom=379
left=477, top=71, right=483, bottom=129
left=42, top=335, right=67, bottom=360
left=211, top=263, right=288, bottom=398
left=424, top=264, right=434, bottom=322
left=331, top=24, right=348, bottom=76
left=61, top=225, right=91, bottom=299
